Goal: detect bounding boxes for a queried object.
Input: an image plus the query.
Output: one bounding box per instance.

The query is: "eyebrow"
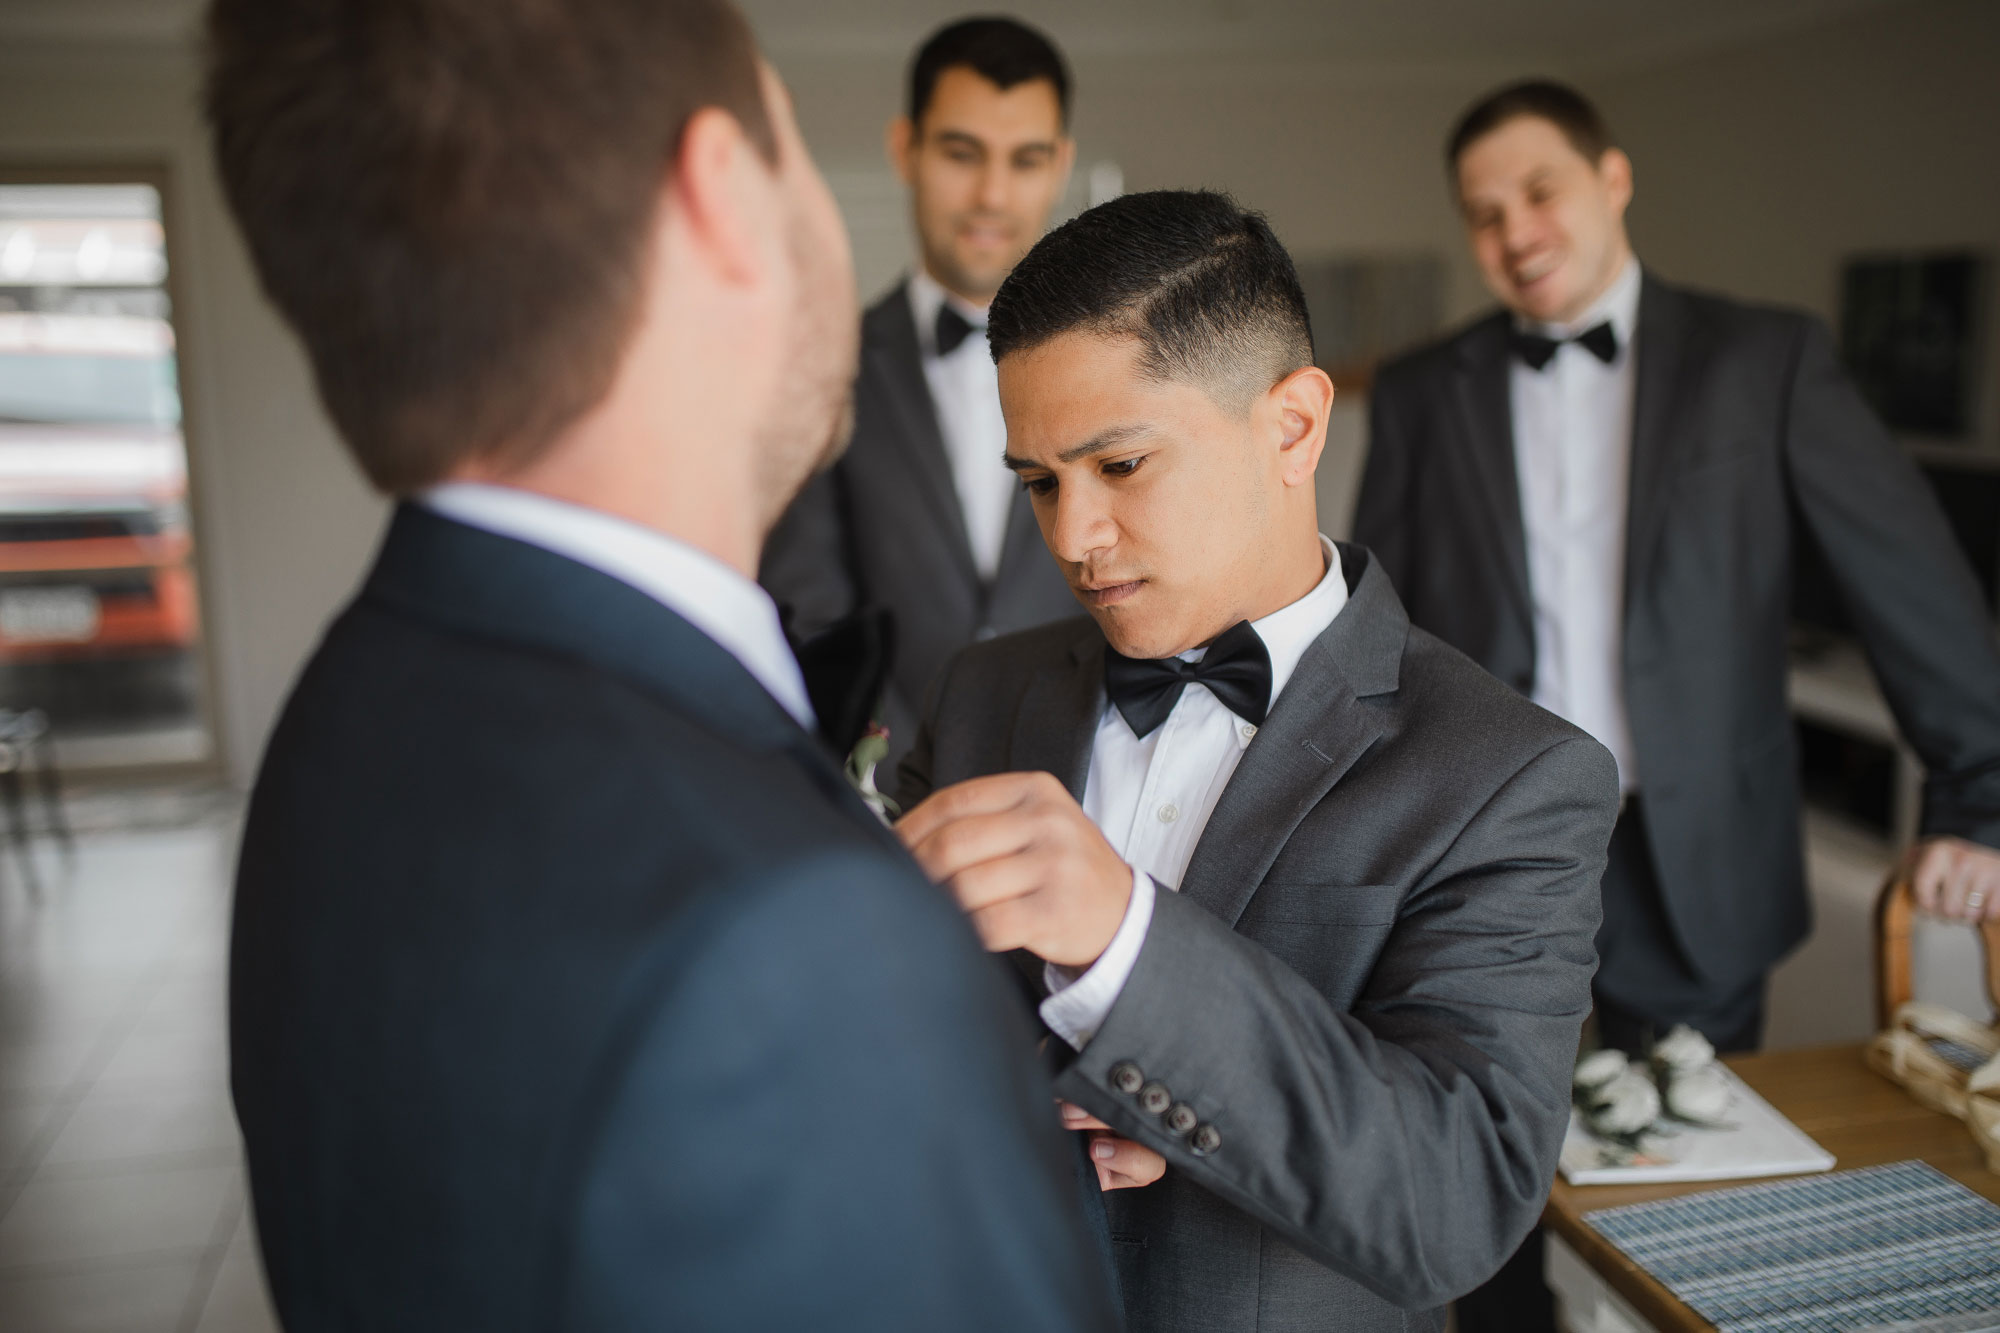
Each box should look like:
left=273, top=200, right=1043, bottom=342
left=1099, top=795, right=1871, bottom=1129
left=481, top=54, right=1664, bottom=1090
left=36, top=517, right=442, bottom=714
left=1004, top=423, right=1153, bottom=472
left=932, top=128, right=1060, bottom=157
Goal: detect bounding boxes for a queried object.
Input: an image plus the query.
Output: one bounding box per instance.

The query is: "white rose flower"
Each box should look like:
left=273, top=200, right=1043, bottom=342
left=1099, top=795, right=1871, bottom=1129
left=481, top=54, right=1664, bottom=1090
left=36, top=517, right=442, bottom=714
left=1585, top=1068, right=1661, bottom=1137
left=1652, top=1024, right=1715, bottom=1075
left=1573, top=1048, right=1630, bottom=1092
left=1663, top=1063, right=1732, bottom=1124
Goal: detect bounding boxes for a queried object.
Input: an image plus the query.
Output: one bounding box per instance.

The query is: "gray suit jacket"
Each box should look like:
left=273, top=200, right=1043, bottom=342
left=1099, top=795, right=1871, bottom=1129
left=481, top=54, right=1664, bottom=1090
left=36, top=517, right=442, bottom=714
left=760, top=280, right=1079, bottom=770
left=899, top=546, right=1620, bottom=1333
left=1355, top=272, right=2000, bottom=1003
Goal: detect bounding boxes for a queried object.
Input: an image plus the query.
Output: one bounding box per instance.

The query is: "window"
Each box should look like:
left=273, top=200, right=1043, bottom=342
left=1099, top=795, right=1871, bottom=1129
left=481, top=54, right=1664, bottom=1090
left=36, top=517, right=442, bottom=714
left=0, top=177, right=212, bottom=769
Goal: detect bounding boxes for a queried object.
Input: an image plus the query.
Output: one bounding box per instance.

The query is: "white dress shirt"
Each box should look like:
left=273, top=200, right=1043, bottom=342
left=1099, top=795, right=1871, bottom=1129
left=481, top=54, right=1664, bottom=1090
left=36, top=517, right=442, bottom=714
left=420, top=482, right=816, bottom=729
left=1041, top=537, right=1349, bottom=1048
left=907, top=269, right=1014, bottom=581
left=1510, top=258, right=1643, bottom=792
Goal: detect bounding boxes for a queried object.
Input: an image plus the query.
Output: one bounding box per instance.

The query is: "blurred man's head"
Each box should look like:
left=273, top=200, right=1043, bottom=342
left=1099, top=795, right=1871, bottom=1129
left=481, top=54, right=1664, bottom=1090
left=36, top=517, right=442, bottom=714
left=889, top=16, right=1074, bottom=306
left=205, top=0, right=854, bottom=545
left=1449, top=80, right=1634, bottom=327
left=989, top=190, right=1331, bottom=661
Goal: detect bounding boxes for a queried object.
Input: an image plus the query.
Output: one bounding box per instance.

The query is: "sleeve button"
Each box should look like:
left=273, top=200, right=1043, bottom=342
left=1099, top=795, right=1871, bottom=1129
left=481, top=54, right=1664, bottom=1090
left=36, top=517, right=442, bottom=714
left=1164, top=1102, right=1198, bottom=1136
left=1190, top=1123, right=1222, bottom=1156
left=1109, top=1061, right=1145, bottom=1094
left=1138, top=1081, right=1172, bottom=1115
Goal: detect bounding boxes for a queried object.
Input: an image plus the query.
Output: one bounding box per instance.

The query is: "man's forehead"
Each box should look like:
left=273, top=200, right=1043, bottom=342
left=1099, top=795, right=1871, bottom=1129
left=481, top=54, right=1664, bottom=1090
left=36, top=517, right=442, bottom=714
left=920, top=67, right=1065, bottom=141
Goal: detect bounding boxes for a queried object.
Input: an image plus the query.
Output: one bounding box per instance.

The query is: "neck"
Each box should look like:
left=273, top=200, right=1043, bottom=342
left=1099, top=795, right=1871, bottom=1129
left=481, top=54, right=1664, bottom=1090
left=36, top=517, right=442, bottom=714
left=1553, top=243, right=1634, bottom=327
left=1202, top=530, right=1325, bottom=648
left=922, top=260, right=995, bottom=312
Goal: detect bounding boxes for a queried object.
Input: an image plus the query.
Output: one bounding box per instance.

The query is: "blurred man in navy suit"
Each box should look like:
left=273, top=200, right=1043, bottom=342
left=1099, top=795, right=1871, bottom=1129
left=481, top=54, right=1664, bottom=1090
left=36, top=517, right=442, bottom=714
left=209, top=1, right=1116, bottom=1327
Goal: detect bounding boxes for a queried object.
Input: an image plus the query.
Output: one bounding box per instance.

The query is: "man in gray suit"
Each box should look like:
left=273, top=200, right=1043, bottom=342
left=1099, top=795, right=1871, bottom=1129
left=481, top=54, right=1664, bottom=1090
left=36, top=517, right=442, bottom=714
left=761, top=17, right=1079, bottom=769
left=895, top=189, right=1621, bottom=1333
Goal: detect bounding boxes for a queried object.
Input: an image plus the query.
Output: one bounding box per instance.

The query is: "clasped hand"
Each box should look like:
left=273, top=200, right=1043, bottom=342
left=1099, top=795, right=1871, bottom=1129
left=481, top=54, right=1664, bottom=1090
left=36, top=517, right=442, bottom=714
left=896, top=771, right=1134, bottom=969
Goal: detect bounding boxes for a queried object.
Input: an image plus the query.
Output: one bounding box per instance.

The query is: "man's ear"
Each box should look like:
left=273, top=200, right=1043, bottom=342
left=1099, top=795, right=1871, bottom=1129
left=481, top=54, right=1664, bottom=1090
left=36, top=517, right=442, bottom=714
left=671, top=106, right=779, bottom=289
left=1270, top=365, right=1334, bottom=489
left=1600, top=147, right=1635, bottom=219
left=886, top=115, right=917, bottom=186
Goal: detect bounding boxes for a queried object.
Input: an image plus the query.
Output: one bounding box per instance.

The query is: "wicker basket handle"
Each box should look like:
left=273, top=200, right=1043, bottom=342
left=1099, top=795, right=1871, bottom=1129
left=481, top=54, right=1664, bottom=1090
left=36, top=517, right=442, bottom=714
left=1876, top=871, right=2000, bottom=1030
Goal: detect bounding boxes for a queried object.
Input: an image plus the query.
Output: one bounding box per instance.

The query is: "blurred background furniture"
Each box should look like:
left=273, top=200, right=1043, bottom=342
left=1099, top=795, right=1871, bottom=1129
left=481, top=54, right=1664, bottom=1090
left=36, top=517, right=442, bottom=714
left=0, top=705, right=73, bottom=897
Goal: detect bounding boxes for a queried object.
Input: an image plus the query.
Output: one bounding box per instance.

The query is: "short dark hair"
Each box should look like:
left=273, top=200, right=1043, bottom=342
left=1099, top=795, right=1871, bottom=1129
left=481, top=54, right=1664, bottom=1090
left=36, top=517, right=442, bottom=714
left=1446, top=79, right=1616, bottom=169
left=909, top=16, right=1071, bottom=129
left=988, top=189, right=1314, bottom=409
left=205, top=0, right=773, bottom=494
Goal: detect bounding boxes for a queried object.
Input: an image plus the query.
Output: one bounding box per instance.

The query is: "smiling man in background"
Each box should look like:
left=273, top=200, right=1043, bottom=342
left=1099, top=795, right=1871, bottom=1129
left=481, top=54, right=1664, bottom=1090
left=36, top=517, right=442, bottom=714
left=761, top=15, right=1078, bottom=772
left=1355, top=79, right=2000, bottom=1333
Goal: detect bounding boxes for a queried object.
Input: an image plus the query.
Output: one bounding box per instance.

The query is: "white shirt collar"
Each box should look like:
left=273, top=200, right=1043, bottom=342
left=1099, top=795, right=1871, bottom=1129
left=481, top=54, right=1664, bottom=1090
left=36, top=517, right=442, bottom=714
left=907, top=268, right=990, bottom=358
left=1525, top=256, right=1642, bottom=347
left=418, top=482, right=816, bottom=730
left=1182, top=535, right=1347, bottom=703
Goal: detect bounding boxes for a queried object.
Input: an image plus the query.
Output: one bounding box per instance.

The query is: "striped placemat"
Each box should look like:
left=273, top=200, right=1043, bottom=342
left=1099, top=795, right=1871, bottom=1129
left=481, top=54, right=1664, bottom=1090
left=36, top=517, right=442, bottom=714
left=1582, top=1160, right=2000, bottom=1333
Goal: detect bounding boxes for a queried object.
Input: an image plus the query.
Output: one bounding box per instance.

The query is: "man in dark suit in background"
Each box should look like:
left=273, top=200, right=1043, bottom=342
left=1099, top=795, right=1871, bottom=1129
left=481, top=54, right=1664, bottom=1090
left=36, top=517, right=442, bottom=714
left=897, top=189, right=1621, bottom=1333
left=1355, top=80, right=2000, bottom=1333
left=762, top=16, right=1080, bottom=772
left=211, top=1, right=1115, bottom=1328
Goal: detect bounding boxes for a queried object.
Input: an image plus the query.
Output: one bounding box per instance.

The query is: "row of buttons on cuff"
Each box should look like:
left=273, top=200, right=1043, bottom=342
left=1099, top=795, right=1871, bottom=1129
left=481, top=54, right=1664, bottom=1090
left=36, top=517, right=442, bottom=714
left=1108, top=1060, right=1221, bottom=1156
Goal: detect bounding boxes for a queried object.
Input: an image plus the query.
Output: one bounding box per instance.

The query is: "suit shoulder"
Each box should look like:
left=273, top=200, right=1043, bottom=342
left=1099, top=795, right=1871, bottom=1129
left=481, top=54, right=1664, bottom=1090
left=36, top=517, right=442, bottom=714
left=861, top=281, right=913, bottom=335
left=1397, top=625, right=1616, bottom=779
left=1651, top=275, right=1822, bottom=345
left=1374, top=310, right=1508, bottom=396
left=943, top=615, right=1096, bottom=687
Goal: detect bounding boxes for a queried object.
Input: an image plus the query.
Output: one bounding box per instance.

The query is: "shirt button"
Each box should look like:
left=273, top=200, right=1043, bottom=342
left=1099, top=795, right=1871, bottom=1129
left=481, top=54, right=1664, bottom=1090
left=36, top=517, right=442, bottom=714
left=1240, top=722, right=1257, bottom=741
left=1157, top=802, right=1179, bottom=824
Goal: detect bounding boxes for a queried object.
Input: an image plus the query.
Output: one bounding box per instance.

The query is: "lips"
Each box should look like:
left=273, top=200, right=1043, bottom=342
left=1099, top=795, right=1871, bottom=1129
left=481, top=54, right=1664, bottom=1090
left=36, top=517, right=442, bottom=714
left=1076, top=579, right=1144, bottom=608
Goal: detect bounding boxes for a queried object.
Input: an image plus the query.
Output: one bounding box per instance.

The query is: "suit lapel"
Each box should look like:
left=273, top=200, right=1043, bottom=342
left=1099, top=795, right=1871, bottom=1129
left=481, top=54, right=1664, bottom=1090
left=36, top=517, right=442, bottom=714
left=1178, top=548, right=1404, bottom=929
left=868, top=283, right=982, bottom=593
left=1624, top=275, right=1706, bottom=607
left=1008, top=626, right=1105, bottom=800
left=1449, top=317, right=1534, bottom=633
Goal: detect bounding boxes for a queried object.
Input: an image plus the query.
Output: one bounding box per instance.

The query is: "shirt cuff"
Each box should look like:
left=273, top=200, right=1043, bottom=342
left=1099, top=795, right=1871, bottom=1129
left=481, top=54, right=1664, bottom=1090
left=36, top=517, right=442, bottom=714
left=1039, top=866, right=1156, bottom=1051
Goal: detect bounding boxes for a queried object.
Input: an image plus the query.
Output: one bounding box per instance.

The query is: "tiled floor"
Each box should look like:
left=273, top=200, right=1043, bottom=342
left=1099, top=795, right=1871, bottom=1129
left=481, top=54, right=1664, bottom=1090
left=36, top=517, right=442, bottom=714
left=0, top=798, right=278, bottom=1332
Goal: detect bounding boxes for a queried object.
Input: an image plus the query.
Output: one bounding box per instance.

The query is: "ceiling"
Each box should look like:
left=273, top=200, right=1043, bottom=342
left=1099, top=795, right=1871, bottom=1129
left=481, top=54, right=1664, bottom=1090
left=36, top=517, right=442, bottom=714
left=0, top=0, right=1909, bottom=73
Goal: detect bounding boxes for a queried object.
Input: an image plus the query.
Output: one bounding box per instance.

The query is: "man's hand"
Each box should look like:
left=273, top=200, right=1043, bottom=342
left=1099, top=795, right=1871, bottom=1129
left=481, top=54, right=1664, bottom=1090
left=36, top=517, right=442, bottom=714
left=896, top=771, right=1132, bottom=968
left=1907, top=836, right=2000, bottom=923
left=1059, top=1101, right=1166, bottom=1191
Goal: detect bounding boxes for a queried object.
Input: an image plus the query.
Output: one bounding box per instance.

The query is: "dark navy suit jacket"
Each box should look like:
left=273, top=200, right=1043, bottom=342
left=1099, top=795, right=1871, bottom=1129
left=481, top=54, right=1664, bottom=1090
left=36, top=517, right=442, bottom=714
left=231, top=504, right=1118, bottom=1331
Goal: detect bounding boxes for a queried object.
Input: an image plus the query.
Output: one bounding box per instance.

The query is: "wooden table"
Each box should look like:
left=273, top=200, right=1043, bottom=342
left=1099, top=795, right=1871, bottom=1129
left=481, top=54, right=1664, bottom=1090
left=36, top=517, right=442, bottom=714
left=1543, top=1042, right=1995, bottom=1333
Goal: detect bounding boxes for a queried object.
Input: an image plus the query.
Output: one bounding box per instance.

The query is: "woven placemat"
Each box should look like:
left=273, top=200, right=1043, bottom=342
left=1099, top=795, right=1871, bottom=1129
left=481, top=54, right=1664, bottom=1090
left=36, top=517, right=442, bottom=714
left=1583, top=1160, right=2000, bottom=1333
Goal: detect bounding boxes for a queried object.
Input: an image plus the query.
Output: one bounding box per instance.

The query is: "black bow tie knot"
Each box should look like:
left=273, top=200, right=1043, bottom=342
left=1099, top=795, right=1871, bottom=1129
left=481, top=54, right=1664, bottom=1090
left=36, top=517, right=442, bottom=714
left=1104, top=620, right=1272, bottom=739
left=934, top=303, right=981, bottom=358
left=1510, top=320, right=1618, bottom=371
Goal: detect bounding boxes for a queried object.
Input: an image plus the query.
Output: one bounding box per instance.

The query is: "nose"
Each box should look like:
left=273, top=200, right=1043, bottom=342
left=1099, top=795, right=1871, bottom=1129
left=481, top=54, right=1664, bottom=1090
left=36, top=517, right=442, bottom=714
left=976, top=158, right=1010, bottom=213
left=1047, top=484, right=1116, bottom=566
left=1500, top=205, right=1541, bottom=259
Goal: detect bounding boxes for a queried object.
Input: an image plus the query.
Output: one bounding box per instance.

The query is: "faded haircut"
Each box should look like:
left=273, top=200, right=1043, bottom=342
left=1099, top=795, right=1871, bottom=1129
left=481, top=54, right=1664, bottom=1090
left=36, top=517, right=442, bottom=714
left=986, top=189, right=1314, bottom=412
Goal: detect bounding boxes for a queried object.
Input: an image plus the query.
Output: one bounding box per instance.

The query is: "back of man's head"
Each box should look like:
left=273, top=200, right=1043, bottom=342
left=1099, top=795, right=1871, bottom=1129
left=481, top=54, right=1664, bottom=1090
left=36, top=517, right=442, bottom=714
left=987, top=189, right=1314, bottom=413
left=205, top=0, right=771, bottom=494
left=1446, top=78, right=1616, bottom=169
left=909, top=15, right=1070, bottom=129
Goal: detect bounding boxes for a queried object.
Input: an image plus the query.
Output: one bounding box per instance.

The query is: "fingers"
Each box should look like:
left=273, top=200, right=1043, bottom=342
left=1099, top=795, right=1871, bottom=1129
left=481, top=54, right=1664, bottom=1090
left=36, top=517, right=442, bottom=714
left=1089, top=1133, right=1166, bottom=1190
left=1909, top=837, right=2000, bottom=923
left=894, top=773, right=1046, bottom=850
left=903, top=808, right=1042, bottom=895
left=1057, top=1101, right=1112, bottom=1132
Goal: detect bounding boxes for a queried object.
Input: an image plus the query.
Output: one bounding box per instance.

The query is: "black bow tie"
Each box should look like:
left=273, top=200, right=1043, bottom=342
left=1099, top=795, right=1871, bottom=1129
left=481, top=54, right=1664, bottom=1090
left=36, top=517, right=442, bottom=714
left=1104, top=620, right=1272, bottom=739
left=1511, top=321, right=1618, bottom=371
left=934, top=303, right=981, bottom=358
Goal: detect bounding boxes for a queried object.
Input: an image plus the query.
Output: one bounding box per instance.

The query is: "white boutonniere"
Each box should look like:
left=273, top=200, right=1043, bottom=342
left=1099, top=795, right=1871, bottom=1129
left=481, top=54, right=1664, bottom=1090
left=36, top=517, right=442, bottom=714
left=1572, top=1024, right=1736, bottom=1163
left=844, top=723, right=900, bottom=826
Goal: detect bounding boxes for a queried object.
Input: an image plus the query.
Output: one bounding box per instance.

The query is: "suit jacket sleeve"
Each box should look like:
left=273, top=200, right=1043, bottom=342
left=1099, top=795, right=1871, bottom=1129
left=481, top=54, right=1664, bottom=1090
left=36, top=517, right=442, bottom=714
left=1782, top=317, right=2000, bottom=847
left=1053, top=735, right=1616, bottom=1309
left=1353, top=366, right=1418, bottom=590
left=759, top=466, right=860, bottom=643
left=558, top=848, right=1117, bottom=1332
